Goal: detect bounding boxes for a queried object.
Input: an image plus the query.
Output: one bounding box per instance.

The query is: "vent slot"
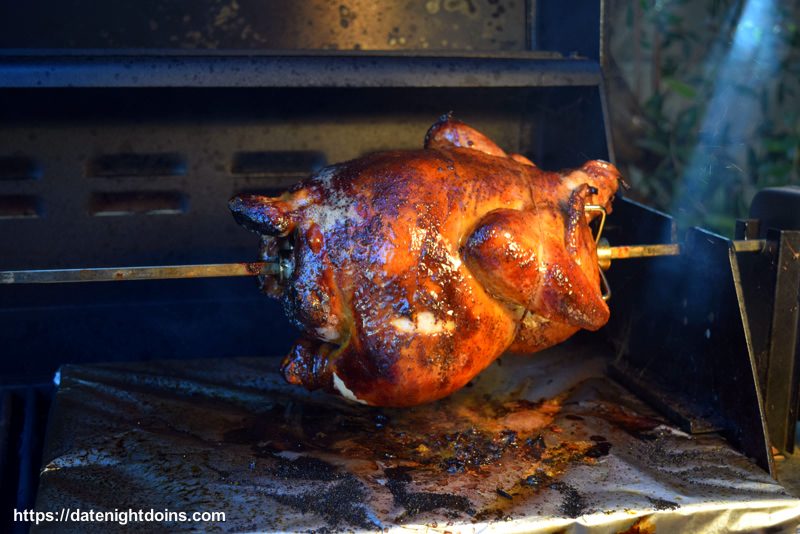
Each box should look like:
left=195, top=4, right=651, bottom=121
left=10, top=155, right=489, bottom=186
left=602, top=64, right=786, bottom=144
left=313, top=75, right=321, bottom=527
left=87, top=153, right=186, bottom=178
left=89, top=191, right=186, bottom=216
left=0, top=156, right=40, bottom=181
left=0, top=195, right=41, bottom=219
left=231, top=151, right=325, bottom=177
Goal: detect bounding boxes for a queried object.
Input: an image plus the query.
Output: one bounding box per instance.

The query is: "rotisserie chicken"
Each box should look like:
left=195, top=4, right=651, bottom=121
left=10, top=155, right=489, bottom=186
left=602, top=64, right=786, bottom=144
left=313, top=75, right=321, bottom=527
left=229, top=115, right=621, bottom=407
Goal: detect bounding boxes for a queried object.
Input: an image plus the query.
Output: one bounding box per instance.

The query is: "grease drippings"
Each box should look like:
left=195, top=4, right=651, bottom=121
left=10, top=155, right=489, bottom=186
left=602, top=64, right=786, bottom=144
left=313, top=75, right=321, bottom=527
left=217, top=375, right=659, bottom=530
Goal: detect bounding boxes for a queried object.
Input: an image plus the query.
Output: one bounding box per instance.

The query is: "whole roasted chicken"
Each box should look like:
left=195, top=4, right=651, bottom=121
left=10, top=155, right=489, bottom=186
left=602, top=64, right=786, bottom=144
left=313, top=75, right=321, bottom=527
left=230, top=116, right=620, bottom=407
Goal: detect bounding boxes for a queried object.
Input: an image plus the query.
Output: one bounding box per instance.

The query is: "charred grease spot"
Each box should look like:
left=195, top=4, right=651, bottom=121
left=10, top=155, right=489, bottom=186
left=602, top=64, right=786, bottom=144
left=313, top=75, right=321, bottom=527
left=266, top=455, right=378, bottom=530
left=522, top=469, right=553, bottom=490
left=495, top=488, right=513, bottom=500
left=385, top=466, right=475, bottom=519
left=268, top=455, right=340, bottom=481
left=222, top=401, right=384, bottom=456
left=438, top=428, right=517, bottom=474
left=549, top=481, right=586, bottom=518
left=524, top=434, right=546, bottom=460
left=594, top=406, right=661, bottom=441
left=472, top=508, right=513, bottom=522
left=647, top=496, right=678, bottom=510
left=585, top=441, right=612, bottom=458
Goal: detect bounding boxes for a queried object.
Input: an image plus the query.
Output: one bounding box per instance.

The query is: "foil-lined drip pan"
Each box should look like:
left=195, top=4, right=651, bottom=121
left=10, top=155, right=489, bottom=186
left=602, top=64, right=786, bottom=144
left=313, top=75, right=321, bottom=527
left=35, top=341, right=800, bottom=532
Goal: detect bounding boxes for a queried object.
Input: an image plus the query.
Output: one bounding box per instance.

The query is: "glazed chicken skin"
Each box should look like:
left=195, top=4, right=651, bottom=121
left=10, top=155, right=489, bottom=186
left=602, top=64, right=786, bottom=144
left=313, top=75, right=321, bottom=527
left=229, top=116, right=620, bottom=407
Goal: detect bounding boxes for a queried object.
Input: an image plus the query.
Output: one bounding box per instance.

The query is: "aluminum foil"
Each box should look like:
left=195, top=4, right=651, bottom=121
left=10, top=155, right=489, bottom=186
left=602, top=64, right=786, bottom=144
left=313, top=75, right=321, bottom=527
left=35, top=342, right=800, bottom=533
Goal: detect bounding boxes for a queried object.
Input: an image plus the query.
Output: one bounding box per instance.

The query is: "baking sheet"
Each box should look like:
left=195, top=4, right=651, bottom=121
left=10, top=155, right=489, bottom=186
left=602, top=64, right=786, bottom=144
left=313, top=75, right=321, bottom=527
left=35, top=341, right=800, bottom=533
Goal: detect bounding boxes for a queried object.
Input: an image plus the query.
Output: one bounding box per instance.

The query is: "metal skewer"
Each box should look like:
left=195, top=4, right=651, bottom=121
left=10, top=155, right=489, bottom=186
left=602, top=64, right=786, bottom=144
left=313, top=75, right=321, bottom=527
left=0, top=261, right=282, bottom=284
left=0, top=240, right=766, bottom=285
left=595, top=239, right=765, bottom=271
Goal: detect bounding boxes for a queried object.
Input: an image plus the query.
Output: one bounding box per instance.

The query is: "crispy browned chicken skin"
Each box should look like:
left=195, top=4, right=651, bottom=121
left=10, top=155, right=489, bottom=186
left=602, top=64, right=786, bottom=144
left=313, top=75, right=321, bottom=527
left=230, top=116, right=620, bottom=406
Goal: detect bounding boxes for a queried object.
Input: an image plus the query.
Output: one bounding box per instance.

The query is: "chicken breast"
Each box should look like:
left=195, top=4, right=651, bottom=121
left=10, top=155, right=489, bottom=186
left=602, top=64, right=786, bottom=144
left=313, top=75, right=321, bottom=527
left=229, top=115, right=620, bottom=406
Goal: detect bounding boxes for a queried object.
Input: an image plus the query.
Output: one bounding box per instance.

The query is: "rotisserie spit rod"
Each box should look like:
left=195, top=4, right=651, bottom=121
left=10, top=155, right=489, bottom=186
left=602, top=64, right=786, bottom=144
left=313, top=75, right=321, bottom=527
left=0, top=261, right=286, bottom=284
left=0, top=239, right=765, bottom=284
left=594, top=238, right=764, bottom=270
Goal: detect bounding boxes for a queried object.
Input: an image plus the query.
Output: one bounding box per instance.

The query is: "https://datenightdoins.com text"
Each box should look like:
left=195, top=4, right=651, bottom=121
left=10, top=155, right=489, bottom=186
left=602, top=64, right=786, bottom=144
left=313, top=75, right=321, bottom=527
left=14, top=508, right=226, bottom=526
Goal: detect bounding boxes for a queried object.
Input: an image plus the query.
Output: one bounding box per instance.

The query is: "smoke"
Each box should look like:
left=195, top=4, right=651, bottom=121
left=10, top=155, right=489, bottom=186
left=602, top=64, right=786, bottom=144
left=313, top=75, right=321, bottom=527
left=671, top=0, right=790, bottom=232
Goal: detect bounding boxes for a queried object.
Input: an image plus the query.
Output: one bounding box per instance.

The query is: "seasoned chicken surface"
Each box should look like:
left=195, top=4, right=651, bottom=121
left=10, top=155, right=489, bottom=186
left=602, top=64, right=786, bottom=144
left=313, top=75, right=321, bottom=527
left=229, top=116, right=620, bottom=407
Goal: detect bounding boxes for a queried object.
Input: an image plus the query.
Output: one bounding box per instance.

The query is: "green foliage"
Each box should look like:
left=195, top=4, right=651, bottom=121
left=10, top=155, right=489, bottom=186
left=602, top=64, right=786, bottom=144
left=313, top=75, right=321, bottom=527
left=618, top=0, right=800, bottom=236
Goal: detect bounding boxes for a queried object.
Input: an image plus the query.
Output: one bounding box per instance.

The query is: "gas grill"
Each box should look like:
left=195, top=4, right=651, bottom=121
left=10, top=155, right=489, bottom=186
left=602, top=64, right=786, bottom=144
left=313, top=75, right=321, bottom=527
left=2, top=1, right=800, bottom=532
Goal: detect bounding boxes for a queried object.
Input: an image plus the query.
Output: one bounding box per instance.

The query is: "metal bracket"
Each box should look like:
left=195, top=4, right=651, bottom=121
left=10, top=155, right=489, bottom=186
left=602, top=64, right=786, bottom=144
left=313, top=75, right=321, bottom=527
left=586, top=204, right=611, bottom=301
left=736, top=220, right=800, bottom=454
